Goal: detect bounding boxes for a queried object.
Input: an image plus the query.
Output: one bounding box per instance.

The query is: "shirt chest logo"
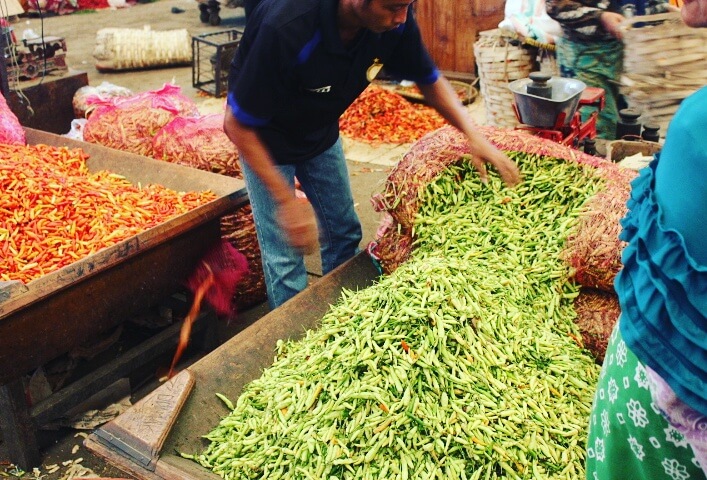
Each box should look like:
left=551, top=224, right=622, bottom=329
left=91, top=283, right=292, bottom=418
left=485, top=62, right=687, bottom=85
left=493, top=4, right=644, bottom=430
left=306, top=85, right=332, bottom=93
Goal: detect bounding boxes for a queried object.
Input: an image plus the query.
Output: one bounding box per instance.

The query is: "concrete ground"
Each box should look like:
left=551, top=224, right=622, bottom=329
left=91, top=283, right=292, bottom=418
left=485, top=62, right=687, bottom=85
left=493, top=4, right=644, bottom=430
left=0, top=2, right=491, bottom=477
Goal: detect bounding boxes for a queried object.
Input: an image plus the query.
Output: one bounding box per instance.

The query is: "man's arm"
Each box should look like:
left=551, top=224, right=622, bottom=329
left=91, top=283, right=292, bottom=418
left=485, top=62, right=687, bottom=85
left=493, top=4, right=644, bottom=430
left=223, top=109, right=318, bottom=254
left=417, top=78, right=521, bottom=187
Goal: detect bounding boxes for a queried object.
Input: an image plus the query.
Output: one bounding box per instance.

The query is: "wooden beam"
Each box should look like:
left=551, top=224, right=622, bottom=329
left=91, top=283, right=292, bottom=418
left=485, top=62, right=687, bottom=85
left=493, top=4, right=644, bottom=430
left=0, top=379, right=40, bottom=470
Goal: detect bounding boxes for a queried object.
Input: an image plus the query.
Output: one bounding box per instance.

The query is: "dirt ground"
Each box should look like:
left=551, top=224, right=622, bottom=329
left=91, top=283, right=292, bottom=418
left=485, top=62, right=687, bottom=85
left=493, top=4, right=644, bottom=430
left=0, top=2, right=490, bottom=478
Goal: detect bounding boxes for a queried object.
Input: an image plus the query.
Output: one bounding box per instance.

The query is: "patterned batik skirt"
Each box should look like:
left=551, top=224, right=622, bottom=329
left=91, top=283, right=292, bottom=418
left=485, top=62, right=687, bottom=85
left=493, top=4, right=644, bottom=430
left=585, top=323, right=705, bottom=479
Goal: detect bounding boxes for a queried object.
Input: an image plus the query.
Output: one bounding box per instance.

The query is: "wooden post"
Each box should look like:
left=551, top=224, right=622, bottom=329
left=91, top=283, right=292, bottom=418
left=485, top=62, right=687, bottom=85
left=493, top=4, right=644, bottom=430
left=0, top=380, right=40, bottom=470
left=414, top=0, right=506, bottom=75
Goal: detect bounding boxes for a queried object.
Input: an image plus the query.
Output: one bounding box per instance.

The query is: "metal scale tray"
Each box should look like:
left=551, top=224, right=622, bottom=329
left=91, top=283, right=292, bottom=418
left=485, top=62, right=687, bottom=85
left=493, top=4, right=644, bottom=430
left=508, top=76, right=586, bottom=128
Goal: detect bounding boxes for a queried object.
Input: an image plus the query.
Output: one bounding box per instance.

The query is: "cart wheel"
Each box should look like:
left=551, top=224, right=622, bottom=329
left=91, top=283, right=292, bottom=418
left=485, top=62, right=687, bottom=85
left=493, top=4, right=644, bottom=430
left=209, top=12, right=221, bottom=25
left=199, top=3, right=209, bottom=22
left=23, top=63, right=38, bottom=80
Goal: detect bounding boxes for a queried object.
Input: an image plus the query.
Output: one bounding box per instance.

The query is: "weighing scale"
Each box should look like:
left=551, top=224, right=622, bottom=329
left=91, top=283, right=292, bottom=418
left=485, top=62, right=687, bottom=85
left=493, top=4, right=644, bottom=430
left=509, top=72, right=605, bottom=150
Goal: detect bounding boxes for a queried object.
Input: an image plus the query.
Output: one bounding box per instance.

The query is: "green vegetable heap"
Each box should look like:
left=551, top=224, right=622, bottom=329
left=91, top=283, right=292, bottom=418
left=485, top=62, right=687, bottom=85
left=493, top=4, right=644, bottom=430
left=187, top=152, right=604, bottom=479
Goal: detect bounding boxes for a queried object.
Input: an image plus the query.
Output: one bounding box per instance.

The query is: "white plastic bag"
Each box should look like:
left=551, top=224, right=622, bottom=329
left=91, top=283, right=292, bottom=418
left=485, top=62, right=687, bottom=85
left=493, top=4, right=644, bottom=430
left=64, top=118, right=87, bottom=141
left=498, top=0, right=562, bottom=44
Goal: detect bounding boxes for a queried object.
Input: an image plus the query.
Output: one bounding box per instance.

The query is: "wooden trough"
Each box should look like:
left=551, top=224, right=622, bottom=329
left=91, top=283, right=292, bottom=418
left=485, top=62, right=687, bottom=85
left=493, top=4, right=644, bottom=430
left=84, top=252, right=381, bottom=479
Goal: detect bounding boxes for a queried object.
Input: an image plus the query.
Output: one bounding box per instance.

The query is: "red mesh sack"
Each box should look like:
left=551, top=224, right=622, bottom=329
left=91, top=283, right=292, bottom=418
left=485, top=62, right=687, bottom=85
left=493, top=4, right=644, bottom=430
left=83, top=83, right=199, bottom=157
left=573, top=288, right=621, bottom=364
left=152, top=113, right=241, bottom=177
left=0, top=92, right=25, bottom=145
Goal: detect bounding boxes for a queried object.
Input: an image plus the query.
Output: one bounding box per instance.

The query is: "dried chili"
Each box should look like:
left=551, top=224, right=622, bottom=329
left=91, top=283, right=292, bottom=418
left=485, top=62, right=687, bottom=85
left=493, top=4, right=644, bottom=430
left=339, top=85, right=446, bottom=144
left=0, top=144, right=216, bottom=284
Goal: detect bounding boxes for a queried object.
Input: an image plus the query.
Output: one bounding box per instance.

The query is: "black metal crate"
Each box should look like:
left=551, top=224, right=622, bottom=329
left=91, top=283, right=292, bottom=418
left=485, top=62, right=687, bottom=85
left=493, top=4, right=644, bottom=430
left=192, top=29, right=243, bottom=97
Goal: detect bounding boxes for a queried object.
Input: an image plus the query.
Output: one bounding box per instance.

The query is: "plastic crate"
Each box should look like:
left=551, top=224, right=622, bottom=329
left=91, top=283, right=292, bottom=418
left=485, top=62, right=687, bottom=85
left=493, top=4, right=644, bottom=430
left=192, top=29, right=243, bottom=97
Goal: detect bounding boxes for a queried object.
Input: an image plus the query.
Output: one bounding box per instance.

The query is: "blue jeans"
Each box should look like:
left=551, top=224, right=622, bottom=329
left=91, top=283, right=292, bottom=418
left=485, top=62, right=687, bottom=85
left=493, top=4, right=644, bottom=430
left=240, top=138, right=362, bottom=309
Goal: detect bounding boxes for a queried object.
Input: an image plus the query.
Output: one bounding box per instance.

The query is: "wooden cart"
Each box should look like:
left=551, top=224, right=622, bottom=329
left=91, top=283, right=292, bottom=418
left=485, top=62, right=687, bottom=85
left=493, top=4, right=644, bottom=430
left=0, top=129, right=248, bottom=469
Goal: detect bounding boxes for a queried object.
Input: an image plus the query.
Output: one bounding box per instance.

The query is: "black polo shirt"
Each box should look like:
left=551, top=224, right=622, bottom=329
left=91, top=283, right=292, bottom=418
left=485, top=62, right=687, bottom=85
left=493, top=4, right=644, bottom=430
left=227, top=0, right=438, bottom=164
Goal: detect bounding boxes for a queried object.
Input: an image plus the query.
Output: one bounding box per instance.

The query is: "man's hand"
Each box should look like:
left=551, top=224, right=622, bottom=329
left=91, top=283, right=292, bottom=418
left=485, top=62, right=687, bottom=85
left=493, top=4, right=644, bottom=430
left=465, top=138, right=521, bottom=187
left=277, top=197, right=319, bottom=255
left=470, top=149, right=521, bottom=187
left=600, top=11, right=626, bottom=39
left=415, top=77, right=521, bottom=187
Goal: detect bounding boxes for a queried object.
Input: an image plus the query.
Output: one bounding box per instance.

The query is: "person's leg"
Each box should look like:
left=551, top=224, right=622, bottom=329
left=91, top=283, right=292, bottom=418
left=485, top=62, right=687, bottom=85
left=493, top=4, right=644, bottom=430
left=573, top=40, right=622, bottom=140
left=240, top=159, right=307, bottom=309
left=295, top=138, right=363, bottom=275
left=554, top=36, right=576, bottom=79
left=556, top=37, right=623, bottom=140
left=586, top=320, right=704, bottom=479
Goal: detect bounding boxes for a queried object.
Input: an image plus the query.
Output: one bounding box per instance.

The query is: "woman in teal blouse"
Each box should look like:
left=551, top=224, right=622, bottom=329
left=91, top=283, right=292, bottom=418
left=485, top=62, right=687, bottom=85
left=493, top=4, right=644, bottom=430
left=585, top=2, right=707, bottom=478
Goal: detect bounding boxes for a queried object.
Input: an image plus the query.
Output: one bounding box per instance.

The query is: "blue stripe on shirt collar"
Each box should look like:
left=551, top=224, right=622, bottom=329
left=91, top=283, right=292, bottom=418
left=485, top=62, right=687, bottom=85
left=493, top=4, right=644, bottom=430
left=296, top=30, right=323, bottom=65
left=227, top=91, right=270, bottom=127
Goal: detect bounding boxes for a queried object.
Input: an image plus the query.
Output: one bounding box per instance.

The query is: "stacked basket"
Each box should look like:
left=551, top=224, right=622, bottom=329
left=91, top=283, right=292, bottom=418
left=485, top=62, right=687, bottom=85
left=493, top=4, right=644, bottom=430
left=620, top=12, right=707, bottom=134
left=474, top=29, right=537, bottom=128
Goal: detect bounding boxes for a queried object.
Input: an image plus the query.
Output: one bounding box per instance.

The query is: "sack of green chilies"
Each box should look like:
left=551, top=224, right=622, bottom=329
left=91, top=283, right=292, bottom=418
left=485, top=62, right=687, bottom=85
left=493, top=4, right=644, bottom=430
left=182, top=125, right=633, bottom=479
left=368, top=126, right=631, bottom=364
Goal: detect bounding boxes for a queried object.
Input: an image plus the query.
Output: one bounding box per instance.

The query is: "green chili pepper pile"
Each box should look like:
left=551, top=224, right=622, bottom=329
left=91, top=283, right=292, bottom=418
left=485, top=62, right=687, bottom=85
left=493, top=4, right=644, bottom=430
left=186, top=152, right=603, bottom=479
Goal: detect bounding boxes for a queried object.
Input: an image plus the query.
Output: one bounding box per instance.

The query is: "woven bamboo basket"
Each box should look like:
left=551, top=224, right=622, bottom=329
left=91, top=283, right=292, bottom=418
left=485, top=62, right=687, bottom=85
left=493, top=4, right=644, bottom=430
left=93, top=27, right=192, bottom=71
left=620, top=12, right=707, bottom=134
left=474, top=29, right=537, bottom=128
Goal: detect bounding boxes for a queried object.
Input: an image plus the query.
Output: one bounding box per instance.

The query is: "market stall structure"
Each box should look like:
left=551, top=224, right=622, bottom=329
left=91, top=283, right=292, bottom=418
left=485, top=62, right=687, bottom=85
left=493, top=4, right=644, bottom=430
left=1, top=0, right=699, bottom=478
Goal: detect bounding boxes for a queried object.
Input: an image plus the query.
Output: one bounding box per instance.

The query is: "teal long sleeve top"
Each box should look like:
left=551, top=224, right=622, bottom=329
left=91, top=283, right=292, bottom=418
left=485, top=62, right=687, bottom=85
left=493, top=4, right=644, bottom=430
left=617, top=86, right=707, bottom=416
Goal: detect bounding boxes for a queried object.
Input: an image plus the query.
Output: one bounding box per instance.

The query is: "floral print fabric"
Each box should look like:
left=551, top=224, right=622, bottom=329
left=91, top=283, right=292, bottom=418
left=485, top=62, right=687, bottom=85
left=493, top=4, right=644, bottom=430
left=586, top=323, right=705, bottom=479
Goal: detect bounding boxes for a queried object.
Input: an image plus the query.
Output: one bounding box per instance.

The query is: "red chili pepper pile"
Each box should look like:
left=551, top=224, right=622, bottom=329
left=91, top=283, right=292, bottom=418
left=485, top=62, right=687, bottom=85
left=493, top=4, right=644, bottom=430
left=339, top=85, right=446, bottom=144
left=0, top=144, right=216, bottom=284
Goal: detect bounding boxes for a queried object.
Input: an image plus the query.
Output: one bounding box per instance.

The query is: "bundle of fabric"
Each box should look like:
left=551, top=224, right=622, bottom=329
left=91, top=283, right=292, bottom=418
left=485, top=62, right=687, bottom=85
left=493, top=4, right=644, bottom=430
left=25, top=0, right=112, bottom=13
left=25, top=0, right=79, bottom=15
left=498, top=0, right=562, bottom=45
left=152, top=113, right=266, bottom=309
